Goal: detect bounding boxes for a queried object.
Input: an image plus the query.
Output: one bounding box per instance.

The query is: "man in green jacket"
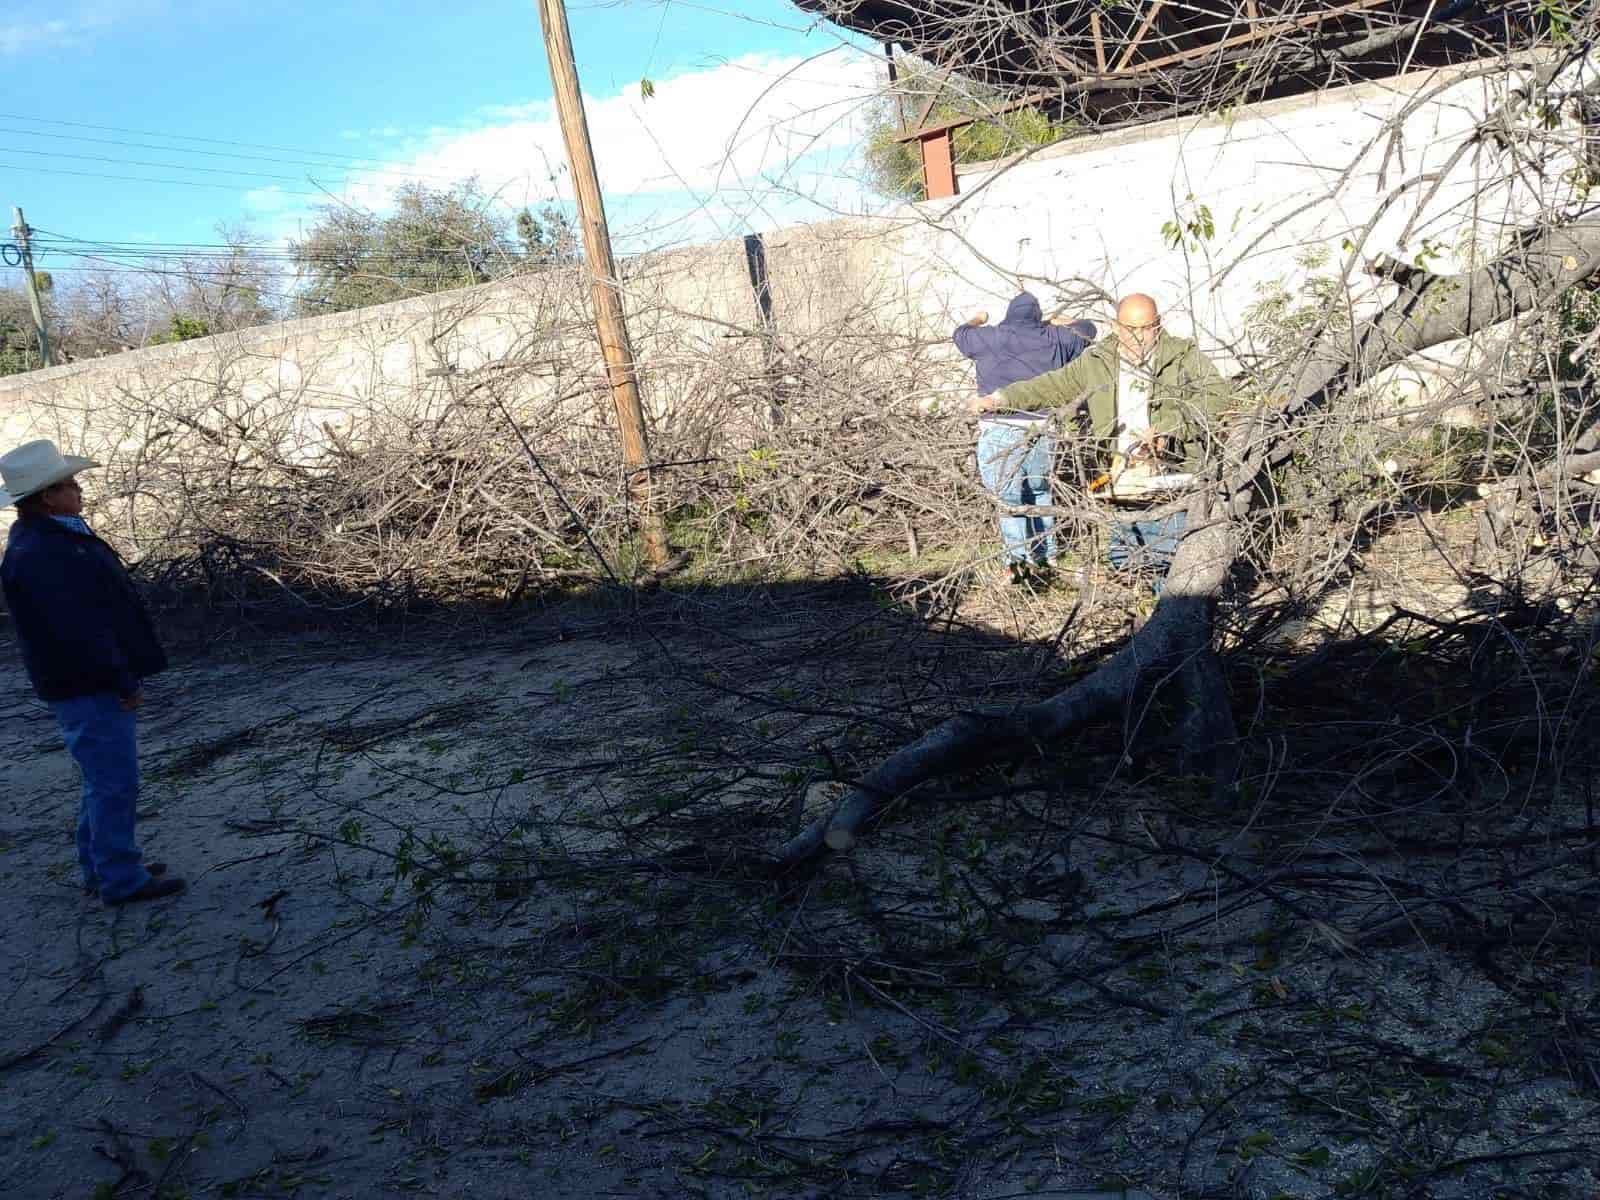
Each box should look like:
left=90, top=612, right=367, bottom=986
left=968, top=293, right=1230, bottom=586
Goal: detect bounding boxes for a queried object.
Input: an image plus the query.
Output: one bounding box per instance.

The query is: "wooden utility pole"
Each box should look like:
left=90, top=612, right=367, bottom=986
left=10, top=207, right=53, bottom=368
left=534, top=0, right=668, bottom=569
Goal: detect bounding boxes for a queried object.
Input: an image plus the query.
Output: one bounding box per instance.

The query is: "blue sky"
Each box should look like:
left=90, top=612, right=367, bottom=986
left=2, top=0, right=885, bottom=295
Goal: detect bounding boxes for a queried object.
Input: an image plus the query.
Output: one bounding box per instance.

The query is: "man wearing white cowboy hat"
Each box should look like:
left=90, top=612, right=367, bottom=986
left=1, top=439, right=185, bottom=905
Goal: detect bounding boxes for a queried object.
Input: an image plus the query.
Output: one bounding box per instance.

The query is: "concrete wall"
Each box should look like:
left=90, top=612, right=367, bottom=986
left=904, top=57, right=1570, bottom=374
left=0, top=57, right=1577, bottom=504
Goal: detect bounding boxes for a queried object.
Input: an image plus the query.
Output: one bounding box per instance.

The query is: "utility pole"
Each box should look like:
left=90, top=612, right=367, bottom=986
left=10, top=207, right=53, bottom=368
left=534, top=0, right=669, bottom=570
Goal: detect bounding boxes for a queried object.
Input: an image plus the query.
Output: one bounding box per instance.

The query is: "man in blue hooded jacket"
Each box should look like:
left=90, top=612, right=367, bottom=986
left=954, top=292, right=1094, bottom=584
left=1, top=439, right=186, bottom=906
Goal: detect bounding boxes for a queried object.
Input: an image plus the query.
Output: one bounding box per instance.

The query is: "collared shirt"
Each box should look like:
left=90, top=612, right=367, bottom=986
left=1116, top=352, right=1154, bottom=456
left=50, top=515, right=93, bottom=536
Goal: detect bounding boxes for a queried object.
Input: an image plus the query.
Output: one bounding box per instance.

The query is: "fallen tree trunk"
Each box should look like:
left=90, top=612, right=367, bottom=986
left=778, top=214, right=1600, bottom=867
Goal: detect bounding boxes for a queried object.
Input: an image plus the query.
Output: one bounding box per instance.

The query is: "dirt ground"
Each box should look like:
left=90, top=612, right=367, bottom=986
left=2, top=550, right=1597, bottom=1199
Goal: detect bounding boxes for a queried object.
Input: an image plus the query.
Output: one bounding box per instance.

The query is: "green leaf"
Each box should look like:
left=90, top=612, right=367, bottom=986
left=1238, top=1130, right=1275, bottom=1159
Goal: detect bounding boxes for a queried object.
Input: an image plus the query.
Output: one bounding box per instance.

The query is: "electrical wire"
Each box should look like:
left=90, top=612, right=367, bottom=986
left=0, top=161, right=331, bottom=197
left=0, top=155, right=535, bottom=202
left=0, top=126, right=490, bottom=186
left=21, top=245, right=462, bottom=310
left=0, top=144, right=354, bottom=185
left=39, top=245, right=517, bottom=270
left=0, top=111, right=467, bottom=174
left=30, top=225, right=558, bottom=255
left=30, top=228, right=526, bottom=267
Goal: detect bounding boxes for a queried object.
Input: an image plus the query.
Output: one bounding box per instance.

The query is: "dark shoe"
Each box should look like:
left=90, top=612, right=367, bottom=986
left=84, top=861, right=166, bottom=897
left=104, top=876, right=186, bottom=906
left=1008, top=562, right=1049, bottom=591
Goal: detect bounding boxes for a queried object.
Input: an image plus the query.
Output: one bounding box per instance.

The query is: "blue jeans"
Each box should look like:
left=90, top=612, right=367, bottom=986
left=50, top=693, right=151, bottom=902
left=976, top=421, right=1055, bottom=565
left=1109, top=509, right=1188, bottom=591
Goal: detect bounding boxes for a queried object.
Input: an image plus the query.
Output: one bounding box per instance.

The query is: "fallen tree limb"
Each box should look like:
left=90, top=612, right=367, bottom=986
left=778, top=202, right=1600, bottom=866
left=0, top=994, right=107, bottom=1071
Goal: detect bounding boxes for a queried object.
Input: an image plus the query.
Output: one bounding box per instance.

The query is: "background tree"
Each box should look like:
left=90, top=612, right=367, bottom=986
left=0, top=285, right=43, bottom=375
left=18, top=226, right=285, bottom=365
left=53, top=270, right=149, bottom=359
left=515, top=203, right=578, bottom=263
left=289, top=180, right=576, bottom=315
left=143, top=223, right=280, bottom=338
left=863, top=54, right=1066, bottom=199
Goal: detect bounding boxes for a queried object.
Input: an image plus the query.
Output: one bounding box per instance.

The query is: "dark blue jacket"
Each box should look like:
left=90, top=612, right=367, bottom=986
left=1, top=515, right=168, bottom=702
left=953, top=292, right=1095, bottom=397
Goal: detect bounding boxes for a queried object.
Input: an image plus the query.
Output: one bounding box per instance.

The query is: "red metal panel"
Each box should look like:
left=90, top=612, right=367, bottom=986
left=920, top=129, right=959, bottom=200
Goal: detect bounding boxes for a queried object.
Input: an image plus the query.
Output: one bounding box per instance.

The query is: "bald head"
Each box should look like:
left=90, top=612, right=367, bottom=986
left=1114, top=293, right=1162, bottom=362
left=1117, top=294, right=1158, bottom=325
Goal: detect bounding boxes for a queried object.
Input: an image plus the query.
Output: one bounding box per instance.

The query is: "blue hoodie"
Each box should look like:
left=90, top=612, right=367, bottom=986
left=953, top=292, right=1095, bottom=398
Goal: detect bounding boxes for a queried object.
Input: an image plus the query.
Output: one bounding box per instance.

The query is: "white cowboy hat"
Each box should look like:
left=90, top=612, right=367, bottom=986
left=0, top=439, right=100, bottom=508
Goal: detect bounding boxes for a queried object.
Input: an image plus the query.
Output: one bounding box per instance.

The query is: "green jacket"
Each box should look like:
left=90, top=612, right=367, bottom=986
left=997, top=332, right=1231, bottom=472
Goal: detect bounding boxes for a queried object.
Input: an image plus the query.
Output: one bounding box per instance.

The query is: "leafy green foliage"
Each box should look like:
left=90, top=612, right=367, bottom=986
left=0, top=287, right=44, bottom=376
left=155, top=314, right=213, bottom=344
left=1534, top=0, right=1578, bottom=45
left=289, top=179, right=577, bottom=315
left=1161, top=196, right=1216, bottom=251
left=1556, top=279, right=1600, bottom=382
left=1241, top=245, right=1352, bottom=373
left=862, top=57, right=1069, bottom=200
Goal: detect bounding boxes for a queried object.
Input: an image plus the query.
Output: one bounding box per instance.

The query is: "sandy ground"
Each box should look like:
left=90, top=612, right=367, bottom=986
left=2, top=571, right=1597, bottom=1200
left=0, top=588, right=1051, bottom=1200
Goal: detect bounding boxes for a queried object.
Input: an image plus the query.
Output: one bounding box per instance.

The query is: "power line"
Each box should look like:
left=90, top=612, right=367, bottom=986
left=0, top=144, right=355, bottom=185
left=32, top=228, right=528, bottom=263
left=0, top=161, right=331, bottom=197
left=0, top=111, right=464, bottom=174
left=31, top=240, right=538, bottom=288
left=30, top=228, right=327, bottom=255
left=33, top=235, right=301, bottom=255
left=38, top=244, right=511, bottom=267
left=34, top=235, right=295, bottom=255
left=12, top=249, right=321, bottom=308
left=27, top=222, right=557, bottom=270
left=32, top=234, right=548, bottom=258
left=0, top=125, right=487, bottom=186
left=0, top=144, right=542, bottom=200
left=30, top=255, right=495, bottom=311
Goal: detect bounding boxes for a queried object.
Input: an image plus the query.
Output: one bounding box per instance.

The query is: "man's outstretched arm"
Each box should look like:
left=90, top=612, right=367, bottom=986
left=970, top=352, right=1096, bottom=415
left=951, top=311, right=990, bottom=358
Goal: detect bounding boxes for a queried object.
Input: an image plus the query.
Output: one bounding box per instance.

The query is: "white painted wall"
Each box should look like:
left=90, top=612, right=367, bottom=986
left=890, top=57, right=1577, bottom=373
left=2, top=56, right=1579, bottom=494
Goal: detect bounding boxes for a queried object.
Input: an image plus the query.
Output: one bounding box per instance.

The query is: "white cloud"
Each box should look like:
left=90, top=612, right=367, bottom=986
left=252, top=49, right=888, bottom=254
left=1, top=1, right=160, bottom=55
left=1, top=18, right=75, bottom=55
left=241, top=187, right=298, bottom=216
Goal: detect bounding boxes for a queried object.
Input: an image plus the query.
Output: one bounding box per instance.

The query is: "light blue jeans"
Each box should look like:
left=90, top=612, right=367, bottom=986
left=1109, top=509, right=1188, bottom=593
left=976, top=420, right=1055, bottom=565
left=50, top=693, right=151, bottom=902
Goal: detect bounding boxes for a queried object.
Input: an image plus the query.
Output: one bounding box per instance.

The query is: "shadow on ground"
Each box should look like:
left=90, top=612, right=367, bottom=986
left=1, top=567, right=1597, bottom=1199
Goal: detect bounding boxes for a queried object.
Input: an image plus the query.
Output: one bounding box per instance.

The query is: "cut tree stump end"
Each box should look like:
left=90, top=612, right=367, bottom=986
left=824, top=829, right=857, bottom=851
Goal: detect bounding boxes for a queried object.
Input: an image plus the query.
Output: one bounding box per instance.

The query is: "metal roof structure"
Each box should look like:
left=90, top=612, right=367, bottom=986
left=796, top=1, right=1529, bottom=197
